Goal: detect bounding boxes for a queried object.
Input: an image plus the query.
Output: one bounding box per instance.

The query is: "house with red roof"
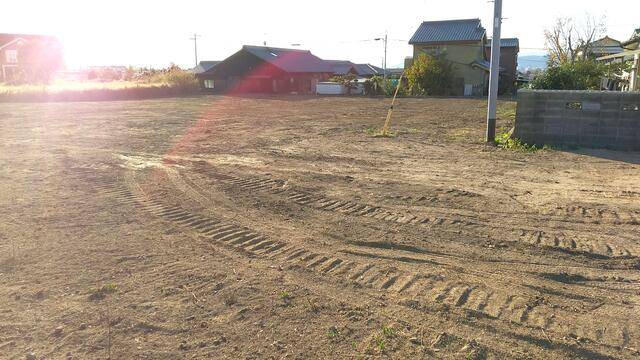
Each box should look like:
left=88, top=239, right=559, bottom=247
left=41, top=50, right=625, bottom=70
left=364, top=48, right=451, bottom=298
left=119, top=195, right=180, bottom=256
left=196, top=45, right=334, bottom=94
left=0, top=33, right=63, bottom=83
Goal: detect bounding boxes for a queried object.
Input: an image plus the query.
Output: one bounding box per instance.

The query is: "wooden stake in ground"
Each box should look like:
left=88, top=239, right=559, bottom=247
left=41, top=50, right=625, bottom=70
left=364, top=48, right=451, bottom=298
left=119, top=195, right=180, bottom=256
left=381, top=72, right=405, bottom=137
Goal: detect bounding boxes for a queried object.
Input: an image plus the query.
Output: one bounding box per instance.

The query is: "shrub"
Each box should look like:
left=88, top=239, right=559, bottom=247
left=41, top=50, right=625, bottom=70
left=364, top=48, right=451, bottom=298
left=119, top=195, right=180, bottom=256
left=162, top=70, right=199, bottom=90
left=530, top=60, right=605, bottom=90
left=139, top=65, right=199, bottom=91
left=363, top=76, right=407, bottom=96
left=384, top=78, right=408, bottom=97
left=364, top=76, right=384, bottom=95
left=406, top=53, right=454, bottom=96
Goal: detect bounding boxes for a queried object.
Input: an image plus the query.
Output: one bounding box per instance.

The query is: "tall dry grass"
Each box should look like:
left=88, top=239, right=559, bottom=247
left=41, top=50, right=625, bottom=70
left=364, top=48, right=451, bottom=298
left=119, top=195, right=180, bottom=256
left=0, top=68, right=200, bottom=102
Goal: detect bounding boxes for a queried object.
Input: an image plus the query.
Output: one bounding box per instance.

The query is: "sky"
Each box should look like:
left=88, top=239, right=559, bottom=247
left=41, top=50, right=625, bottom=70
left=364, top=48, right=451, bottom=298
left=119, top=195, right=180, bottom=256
left=3, top=0, right=638, bottom=69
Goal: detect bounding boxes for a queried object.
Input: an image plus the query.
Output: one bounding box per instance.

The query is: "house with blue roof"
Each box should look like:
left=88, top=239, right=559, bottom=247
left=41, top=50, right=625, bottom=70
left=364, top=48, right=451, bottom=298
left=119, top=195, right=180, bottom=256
left=408, top=19, right=519, bottom=96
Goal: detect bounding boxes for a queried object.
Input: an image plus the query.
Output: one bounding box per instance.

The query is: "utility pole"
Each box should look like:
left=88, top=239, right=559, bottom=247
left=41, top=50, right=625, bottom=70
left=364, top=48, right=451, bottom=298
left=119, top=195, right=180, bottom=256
left=630, top=53, right=639, bottom=91
left=375, top=33, right=388, bottom=93
left=486, top=0, right=503, bottom=143
left=190, top=34, right=201, bottom=68
left=384, top=32, right=388, bottom=84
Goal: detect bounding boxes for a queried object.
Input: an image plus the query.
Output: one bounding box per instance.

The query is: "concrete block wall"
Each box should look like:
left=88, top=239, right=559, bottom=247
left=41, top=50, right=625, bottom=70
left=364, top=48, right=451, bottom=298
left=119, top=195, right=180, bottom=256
left=514, top=90, right=640, bottom=151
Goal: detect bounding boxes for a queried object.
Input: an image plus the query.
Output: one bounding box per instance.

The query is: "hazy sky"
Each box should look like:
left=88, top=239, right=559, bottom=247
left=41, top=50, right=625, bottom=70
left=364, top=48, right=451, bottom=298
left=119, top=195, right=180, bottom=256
left=4, top=0, right=638, bottom=69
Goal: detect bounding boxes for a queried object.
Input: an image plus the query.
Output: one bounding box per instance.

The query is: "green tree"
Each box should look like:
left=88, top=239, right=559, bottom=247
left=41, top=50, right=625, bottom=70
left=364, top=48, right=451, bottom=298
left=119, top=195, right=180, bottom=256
left=530, top=60, right=605, bottom=90
left=406, top=54, right=454, bottom=96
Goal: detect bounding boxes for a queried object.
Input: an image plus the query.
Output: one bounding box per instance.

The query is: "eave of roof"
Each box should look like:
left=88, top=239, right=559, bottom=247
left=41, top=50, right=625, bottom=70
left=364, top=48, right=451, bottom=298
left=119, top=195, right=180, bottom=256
left=0, top=37, right=28, bottom=51
left=485, top=38, right=520, bottom=48
left=0, top=33, right=59, bottom=47
left=196, top=61, right=221, bottom=74
left=471, top=60, right=505, bottom=72
left=597, top=48, right=640, bottom=61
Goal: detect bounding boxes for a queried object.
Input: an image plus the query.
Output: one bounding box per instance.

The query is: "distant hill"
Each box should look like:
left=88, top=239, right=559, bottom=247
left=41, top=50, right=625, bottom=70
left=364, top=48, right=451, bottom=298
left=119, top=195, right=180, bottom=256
left=518, top=55, right=548, bottom=71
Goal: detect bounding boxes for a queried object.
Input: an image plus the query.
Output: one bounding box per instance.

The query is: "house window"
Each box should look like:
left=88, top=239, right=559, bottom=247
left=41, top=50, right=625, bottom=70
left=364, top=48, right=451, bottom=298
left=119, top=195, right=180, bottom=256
left=203, top=79, right=215, bottom=89
left=5, top=50, right=18, bottom=63
left=422, top=47, right=443, bottom=56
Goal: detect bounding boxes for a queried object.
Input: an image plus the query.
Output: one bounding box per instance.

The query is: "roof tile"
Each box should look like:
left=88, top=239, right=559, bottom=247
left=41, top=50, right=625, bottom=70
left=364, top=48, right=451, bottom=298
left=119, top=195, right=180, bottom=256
left=242, top=45, right=333, bottom=73
left=485, top=38, right=520, bottom=48
left=409, top=19, right=485, bottom=44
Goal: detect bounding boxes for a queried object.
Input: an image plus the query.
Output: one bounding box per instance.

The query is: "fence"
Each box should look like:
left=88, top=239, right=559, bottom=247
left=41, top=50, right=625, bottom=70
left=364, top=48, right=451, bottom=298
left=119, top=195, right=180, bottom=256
left=514, top=90, right=640, bottom=151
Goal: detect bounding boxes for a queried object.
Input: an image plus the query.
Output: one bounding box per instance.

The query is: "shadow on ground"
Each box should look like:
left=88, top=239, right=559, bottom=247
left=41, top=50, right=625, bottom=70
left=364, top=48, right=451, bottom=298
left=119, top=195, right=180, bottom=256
left=569, top=148, right=640, bottom=165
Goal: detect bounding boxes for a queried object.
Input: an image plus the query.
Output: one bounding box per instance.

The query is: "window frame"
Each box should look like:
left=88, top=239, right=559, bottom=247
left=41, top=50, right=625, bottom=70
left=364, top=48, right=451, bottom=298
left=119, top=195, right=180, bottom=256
left=203, top=79, right=215, bottom=89
left=5, top=49, right=18, bottom=63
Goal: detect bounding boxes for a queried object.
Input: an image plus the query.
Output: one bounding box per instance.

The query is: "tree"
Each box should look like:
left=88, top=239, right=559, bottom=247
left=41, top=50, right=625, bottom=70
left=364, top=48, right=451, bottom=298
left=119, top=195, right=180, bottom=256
left=406, top=53, right=454, bottom=96
left=544, top=15, right=606, bottom=65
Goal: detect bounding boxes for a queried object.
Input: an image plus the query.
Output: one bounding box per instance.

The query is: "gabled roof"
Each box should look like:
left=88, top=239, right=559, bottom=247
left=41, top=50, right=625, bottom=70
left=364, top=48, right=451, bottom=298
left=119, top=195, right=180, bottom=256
left=242, top=45, right=333, bottom=73
left=0, top=33, right=58, bottom=48
left=591, top=36, right=622, bottom=47
left=325, top=60, right=356, bottom=75
left=193, top=61, right=220, bottom=74
left=325, top=61, right=386, bottom=77
left=203, top=45, right=387, bottom=77
left=575, top=36, right=624, bottom=56
left=352, top=63, right=385, bottom=76
left=409, top=19, right=485, bottom=44
left=485, top=38, right=520, bottom=49
left=0, top=37, right=28, bottom=51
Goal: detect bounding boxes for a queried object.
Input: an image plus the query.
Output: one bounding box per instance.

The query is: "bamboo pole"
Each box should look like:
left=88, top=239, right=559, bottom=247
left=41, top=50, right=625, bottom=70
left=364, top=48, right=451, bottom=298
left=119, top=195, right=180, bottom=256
left=381, top=72, right=405, bottom=137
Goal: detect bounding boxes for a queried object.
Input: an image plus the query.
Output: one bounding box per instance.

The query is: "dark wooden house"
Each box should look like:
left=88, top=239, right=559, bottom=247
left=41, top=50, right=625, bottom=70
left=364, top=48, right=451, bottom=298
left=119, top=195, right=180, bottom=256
left=485, top=38, right=520, bottom=94
left=196, top=45, right=334, bottom=94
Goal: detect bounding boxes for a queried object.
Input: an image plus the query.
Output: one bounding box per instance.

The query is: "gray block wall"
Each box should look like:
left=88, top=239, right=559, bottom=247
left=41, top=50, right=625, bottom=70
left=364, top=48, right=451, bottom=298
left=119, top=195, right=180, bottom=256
left=514, top=90, right=640, bottom=151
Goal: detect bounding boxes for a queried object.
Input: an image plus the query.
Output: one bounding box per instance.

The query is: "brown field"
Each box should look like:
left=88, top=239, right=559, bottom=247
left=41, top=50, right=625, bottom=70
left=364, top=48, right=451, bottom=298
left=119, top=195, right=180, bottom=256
left=0, top=96, right=639, bottom=359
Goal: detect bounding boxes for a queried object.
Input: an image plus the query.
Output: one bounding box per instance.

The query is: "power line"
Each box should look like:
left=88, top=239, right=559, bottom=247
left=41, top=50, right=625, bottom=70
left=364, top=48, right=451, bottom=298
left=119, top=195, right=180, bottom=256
left=339, top=38, right=407, bottom=44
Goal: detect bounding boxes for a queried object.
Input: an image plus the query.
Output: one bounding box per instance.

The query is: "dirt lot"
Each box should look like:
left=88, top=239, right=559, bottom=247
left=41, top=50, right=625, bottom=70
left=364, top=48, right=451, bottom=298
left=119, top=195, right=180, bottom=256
left=1, top=96, right=639, bottom=359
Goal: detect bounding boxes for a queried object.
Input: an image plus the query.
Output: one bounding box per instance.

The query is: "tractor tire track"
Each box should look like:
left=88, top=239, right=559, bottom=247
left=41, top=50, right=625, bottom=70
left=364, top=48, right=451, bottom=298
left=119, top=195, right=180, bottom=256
left=106, top=166, right=640, bottom=351
left=187, top=165, right=640, bottom=258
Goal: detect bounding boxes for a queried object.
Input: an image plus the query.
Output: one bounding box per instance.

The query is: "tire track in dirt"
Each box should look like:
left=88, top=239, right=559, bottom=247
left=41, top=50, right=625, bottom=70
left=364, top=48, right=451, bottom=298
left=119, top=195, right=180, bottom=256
left=187, top=165, right=639, bottom=258
left=105, top=166, right=639, bottom=351
left=382, top=192, right=640, bottom=227
left=93, top=182, right=628, bottom=358
left=546, top=204, right=640, bottom=226
left=376, top=190, right=640, bottom=258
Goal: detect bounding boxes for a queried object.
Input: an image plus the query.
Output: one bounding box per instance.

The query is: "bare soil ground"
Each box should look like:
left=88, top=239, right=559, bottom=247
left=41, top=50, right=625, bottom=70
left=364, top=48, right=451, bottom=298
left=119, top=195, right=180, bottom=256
left=1, top=96, right=639, bottom=359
